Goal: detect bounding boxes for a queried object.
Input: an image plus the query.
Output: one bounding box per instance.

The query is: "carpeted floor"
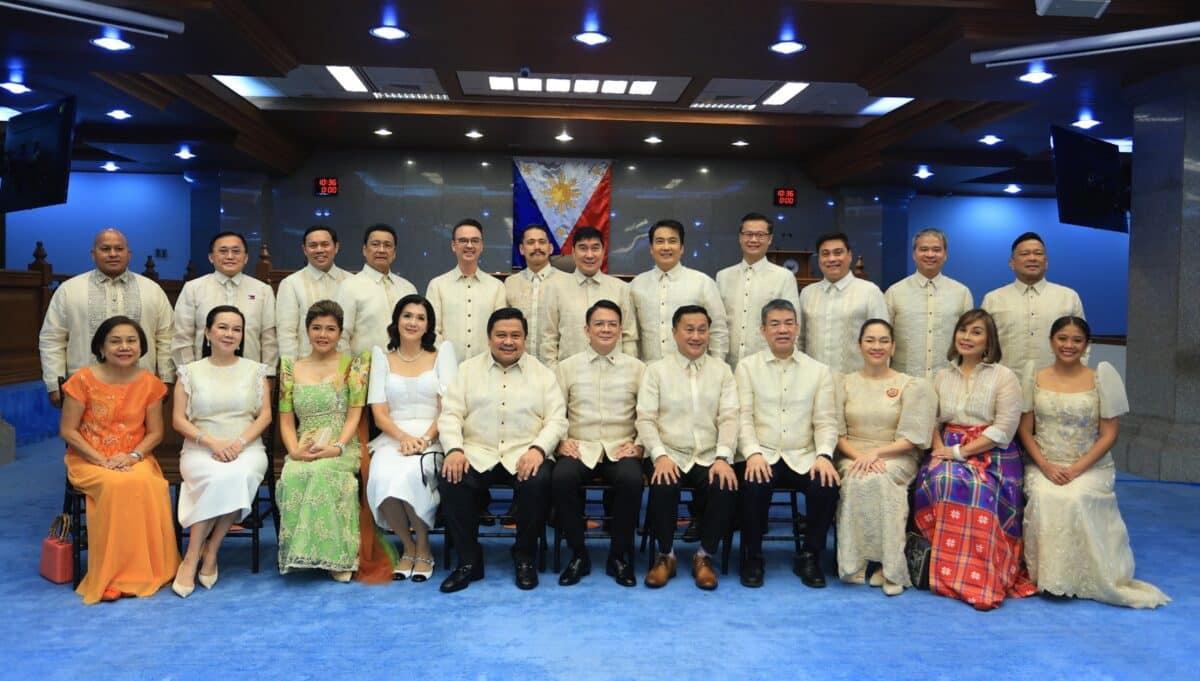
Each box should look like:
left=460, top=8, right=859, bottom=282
left=1, top=437, right=1193, bottom=681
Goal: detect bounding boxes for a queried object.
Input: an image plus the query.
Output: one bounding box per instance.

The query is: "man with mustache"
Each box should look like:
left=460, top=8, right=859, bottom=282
left=333, top=223, right=416, bottom=354
left=504, top=224, right=563, bottom=362
left=427, top=219, right=508, bottom=363
left=276, top=225, right=350, bottom=361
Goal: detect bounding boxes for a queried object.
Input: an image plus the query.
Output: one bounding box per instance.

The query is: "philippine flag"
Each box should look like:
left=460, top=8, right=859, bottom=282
left=512, top=157, right=612, bottom=271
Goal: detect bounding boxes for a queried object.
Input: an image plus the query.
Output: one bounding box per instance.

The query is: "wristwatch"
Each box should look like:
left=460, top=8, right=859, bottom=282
left=333, top=441, right=346, bottom=455
left=129, top=450, right=143, bottom=461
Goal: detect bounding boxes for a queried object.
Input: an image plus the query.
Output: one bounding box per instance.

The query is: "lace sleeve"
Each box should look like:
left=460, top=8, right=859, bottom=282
left=1019, top=360, right=1036, bottom=413
left=896, top=376, right=936, bottom=450
left=278, top=358, right=294, bottom=413
left=1095, top=362, right=1130, bottom=419
left=253, top=360, right=268, bottom=415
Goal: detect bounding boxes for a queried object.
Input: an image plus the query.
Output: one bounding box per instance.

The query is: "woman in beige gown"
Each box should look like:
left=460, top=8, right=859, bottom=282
left=835, top=319, right=936, bottom=595
left=1018, top=316, right=1169, bottom=608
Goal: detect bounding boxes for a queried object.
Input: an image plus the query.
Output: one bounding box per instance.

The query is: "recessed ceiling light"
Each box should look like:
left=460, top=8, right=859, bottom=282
left=555, top=131, right=573, bottom=142
left=1019, top=61, right=1055, bottom=85
left=517, top=77, right=543, bottom=92
left=546, top=78, right=571, bottom=93
left=488, top=76, right=515, bottom=91
left=601, top=80, right=628, bottom=95
left=731, top=140, right=749, bottom=147
left=699, top=167, right=709, bottom=174
left=858, top=97, right=914, bottom=115
left=465, top=130, right=484, bottom=139
left=405, top=159, right=415, bottom=165
left=573, top=31, right=611, bottom=46
left=370, top=25, right=409, bottom=40
left=480, top=161, right=490, bottom=167
left=913, top=164, right=933, bottom=179
left=626, top=165, right=636, bottom=171
left=1004, top=184, right=1022, bottom=194
left=1, top=81, right=31, bottom=95
left=374, top=127, right=393, bottom=136
left=979, top=134, right=1003, bottom=146
left=91, top=35, right=132, bottom=51
left=1072, top=111, right=1101, bottom=129
left=326, top=65, right=367, bottom=93
left=0, top=106, right=22, bottom=122
left=629, top=80, right=656, bottom=96
left=762, top=81, right=810, bottom=106
left=174, top=145, right=196, bottom=160
left=106, top=109, right=132, bottom=120
left=769, top=40, right=806, bottom=55
left=573, top=79, right=600, bottom=94
left=101, top=161, right=120, bottom=172
left=644, top=135, right=663, bottom=145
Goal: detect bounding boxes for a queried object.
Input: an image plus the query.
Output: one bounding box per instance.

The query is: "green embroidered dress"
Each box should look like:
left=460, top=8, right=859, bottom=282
left=276, top=353, right=368, bottom=573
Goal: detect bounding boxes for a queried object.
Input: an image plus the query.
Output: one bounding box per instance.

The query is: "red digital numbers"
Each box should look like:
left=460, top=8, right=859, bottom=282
left=774, top=187, right=796, bottom=207
left=314, top=177, right=339, bottom=197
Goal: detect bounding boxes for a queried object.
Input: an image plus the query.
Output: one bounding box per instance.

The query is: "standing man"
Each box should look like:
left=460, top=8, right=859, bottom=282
left=334, top=224, right=416, bottom=355
left=716, top=212, right=801, bottom=367
left=540, top=226, right=638, bottom=368
left=437, top=308, right=566, bottom=592
left=276, top=225, right=350, bottom=361
left=39, top=228, right=174, bottom=406
left=799, top=232, right=888, bottom=374
left=629, top=219, right=728, bottom=362
left=427, top=219, right=507, bottom=363
left=172, top=231, right=277, bottom=373
left=735, top=299, right=839, bottom=588
left=637, top=305, right=738, bottom=590
left=504, top=224, right=563, bottom=362
left=982, top=231, right=1086, bottom=372
left=884, top=228, right=973, bottom=378
left=551, top=300, right=646, bottom=587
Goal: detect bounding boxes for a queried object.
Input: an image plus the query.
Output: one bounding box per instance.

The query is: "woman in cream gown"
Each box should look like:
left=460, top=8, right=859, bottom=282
left=835, top=319, right=936, bottom=595
left=1018, top=316, right=1169, bottom=608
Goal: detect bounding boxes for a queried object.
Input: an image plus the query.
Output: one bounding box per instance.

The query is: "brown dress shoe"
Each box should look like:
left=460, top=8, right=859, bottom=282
left=644, top=554, right=677, bottom=588
left=692, top=553, right=718, bottom=590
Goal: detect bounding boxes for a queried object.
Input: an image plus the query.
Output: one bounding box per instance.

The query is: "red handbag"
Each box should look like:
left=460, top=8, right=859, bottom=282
left=39, top=513, right=73, bottom=584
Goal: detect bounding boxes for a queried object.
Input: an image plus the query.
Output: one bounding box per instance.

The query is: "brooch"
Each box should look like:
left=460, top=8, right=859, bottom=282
left=885, top=387, right=899, bottom=398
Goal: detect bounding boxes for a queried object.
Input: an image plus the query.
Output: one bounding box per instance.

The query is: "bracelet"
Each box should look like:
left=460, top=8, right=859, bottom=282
left=236, top=436, right=247, bottom=448
left=951, top=444, right=965, bottom=462
left=195, top=432, right=206, bottom=446
left=129, top=450, right=143, bottom=461
left=333, top=441, right=346, bottom=455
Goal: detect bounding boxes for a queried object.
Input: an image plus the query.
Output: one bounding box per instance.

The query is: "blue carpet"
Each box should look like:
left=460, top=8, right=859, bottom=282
left=1, top=438, right=1194, bottom=681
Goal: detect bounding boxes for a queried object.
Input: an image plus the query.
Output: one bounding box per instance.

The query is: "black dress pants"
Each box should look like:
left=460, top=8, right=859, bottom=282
left=552, top=456, right=643, bottom=559
left=439, top=460, right=554, bottom=565
left=739, top=460, right=838, bottom=558
left=648, top=461, right=735, bottom=555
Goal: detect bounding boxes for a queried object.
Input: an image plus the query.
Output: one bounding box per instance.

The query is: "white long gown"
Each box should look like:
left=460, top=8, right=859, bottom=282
left=1022, top=362, right=1169, bottom=608
left=366, top=342, right=458, bottom=528
left=176, top=357, right=269, bottom=528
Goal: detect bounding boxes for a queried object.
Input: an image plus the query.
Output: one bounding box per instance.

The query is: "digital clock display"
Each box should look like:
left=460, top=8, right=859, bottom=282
left=315, top=177, right=339, bottom=197
left=773, top=187, right=796, bottom=207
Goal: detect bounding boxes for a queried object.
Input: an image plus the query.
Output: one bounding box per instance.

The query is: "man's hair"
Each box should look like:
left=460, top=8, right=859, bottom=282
left=912, top=227, right=946, bottom=251
left=572, top=226, right=604, bottom=247
left=520, top=224, right=552, bottom=242
left=740, top=212, right=774, bottom=234
left=649, top=219, right=685, bottom=244
left=672, top=304, right=711, bottom=328
left=487, top=307, right=528, bottom=336
left=760, top=298, right=797, bottom=325
left=453, top=218, right=484, bottom=239
left=362, top=223, right=397, bottom=246
left=209, top=231, right=248, bottom=253
left=1010, top=231, right=1044, bottom=254
left=303, top=225, right=338, bottom=245
left=815, top=231, right=851, bottom=253
left=585, top=299, right=622, bottom=324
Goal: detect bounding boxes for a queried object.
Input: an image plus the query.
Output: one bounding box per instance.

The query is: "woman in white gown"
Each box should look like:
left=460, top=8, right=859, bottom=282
left=1018, top=316, right=1169, bottom=608
left=367, top=294, right=457, bottom=582
left=171, top=305, right=271, bottom=597
left=835, top=319, right=936, bottom=596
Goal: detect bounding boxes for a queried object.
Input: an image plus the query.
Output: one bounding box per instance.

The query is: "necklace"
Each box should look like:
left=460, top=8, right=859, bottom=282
left=396, top=350, right=421, bottom=362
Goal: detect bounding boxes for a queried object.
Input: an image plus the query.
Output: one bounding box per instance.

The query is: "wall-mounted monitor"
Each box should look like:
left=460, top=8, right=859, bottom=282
left=0, top=96, right=77, bottom=214
left=1050, top=124, right=1128, bottom=232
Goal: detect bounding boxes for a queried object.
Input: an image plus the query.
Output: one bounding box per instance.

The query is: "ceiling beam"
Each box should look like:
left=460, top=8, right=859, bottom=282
left=91, top=71, right=176, bottom=110
left=211, top=0, right=299, bottom=76
left=74, top=123, right=238, bottom=145
left=882, top=147, right=1026, bottom=167
left=947, top=100, right=1034, bottom=131
left=253, top=98, right=870, bottom=128
left=857, top=15, right=963, bottom=95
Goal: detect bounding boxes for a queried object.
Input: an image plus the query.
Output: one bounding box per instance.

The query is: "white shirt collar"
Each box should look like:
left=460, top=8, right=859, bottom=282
left=820, top=272, right=855, bottom=291
left=91, top=269, right=132, bottom=285
left=585, top=346, right=618, bottom=364
left=1013, top=278, right=1046, bottom=295
left=214, top=271, right=243, bottom=287
left=521, top=266, right=553, bottom=283
left=304, top=263, right=336, bottom=280
left=655, top=262, right=685, bottom=280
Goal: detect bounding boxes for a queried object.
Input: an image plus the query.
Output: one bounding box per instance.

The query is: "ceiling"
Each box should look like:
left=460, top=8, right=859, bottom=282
left=1, top=0, right=1198, bottom=196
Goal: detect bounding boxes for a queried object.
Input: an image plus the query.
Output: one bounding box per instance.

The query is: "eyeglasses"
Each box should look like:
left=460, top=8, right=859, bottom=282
left=740, top=231, right=771, bottom=241
left=215, top=247, right=245, bottom=256
left=455, top=238, right=483, bottom=246
left=366, top=241, right=395, bottom=251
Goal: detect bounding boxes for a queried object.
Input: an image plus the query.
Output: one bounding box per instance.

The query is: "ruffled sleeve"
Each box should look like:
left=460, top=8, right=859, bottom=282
left=367, top=346, right=389, bottom=405
left=278, top=358, right=294, bottom=413
left=1019, top=360, right=1037, bottom=413
left=896, top=375, right=936, bottom=450
left=433, top=341, right=459, bottom=396
left=346, top=351, right=370, bottom=408
left=177, top=362, right=194, bottom=421
left=252, top=360, right=268, bottom=413
left=1096, top=361, right=1129, bottom=419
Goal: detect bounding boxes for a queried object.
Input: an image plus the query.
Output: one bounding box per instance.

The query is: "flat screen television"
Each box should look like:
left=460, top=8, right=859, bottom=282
left=1049, top=124, right=1128, bottom=232
left=0, top=96, right=76, bottom=213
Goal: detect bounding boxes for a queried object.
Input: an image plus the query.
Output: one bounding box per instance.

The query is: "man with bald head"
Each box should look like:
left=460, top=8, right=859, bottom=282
left=39, top=229, right=175, bottom=406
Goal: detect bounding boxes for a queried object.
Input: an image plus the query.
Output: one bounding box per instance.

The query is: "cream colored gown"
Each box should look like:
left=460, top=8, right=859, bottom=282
left=835, top=371, right=936, bottom=586
left=1022, top=362, right=1169, bottom=608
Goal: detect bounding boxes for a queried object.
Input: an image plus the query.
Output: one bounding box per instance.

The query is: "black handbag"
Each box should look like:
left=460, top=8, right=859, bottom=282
left=904, top=530, right=931, bottom=590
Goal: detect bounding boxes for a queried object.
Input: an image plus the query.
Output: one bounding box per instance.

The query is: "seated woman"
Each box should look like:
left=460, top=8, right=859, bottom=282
left=59, top=315, right=180, bottom=604
left=914, top=308, right=1036, bottom=610
left=835, top=319, right=935, bottom=596
left=1018, top=316, right=1169, bottom=608
left=276, top=300, right=368, bottom=581
left=171, top=305, right=271, bottom=597
left=367, top=295, right=457, bottom=582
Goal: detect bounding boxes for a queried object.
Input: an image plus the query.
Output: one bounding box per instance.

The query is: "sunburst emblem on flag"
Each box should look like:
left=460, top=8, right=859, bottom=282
left=542, top=173, right=582, bottom=213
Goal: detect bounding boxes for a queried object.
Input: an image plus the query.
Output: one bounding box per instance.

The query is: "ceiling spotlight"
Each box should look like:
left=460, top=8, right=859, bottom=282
left=1004, top=184, right=1022, bottom=194
left=1018, top=61, right=1055, bottom=85
left=374, top=127, right=393, bottom=136
left=488, top=76, right=515, bottom=91
left=91, top=35, right=133, bottom=51
left=326, top=65, right=367, bottom=93
left=465, top=130, right=484, bottom=139
left=573, top=79, right=600, bottom=94
left=1, top=81, right=31, bottom=95
left=731, top=140, right=749, bottom=147
left=546, top=78, right=571, bottom=93
left=769, top=40, right=806, bottom=55
left=101, top=161, right=120, bottom=172
left=979, top=134, right=1003, bottom=146
left=405, top=159, right=415, bottom=165
left=1072, top=111, right=1101, bottom=130
left=106, top=109, right=132, bottom=120
left=626, top=165, right=637, bottom=171
left=174, top=145, right=196, bottom=160
left=913, top=164, right=933, bottom=179
left=644, top=135, right=663, bottom=145
left=699, top=167, right=709, bottom=174
left=369, top=25, right=409, bottom=40
left=480, top=161, right=490, bottom=167
left=555, top=131, right=573, bottom=142
left=573, top=31, right=611, bottom=46
left=762, top=81, right=810, bottom=106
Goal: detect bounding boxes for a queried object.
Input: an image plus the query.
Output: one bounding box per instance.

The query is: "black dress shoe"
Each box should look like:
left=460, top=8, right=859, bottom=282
left=515, top=560, right=539, bottom=590
left=439, top=563, right=484, bottom=593
left=740, top=554, right=765, bottom=588
left=681, top=519, right=702, bottom=543
left=605, top=555, right=636, bottom=587
left=793, top=550, right=826, bottom=588
left=558, top=556, right=592, bottom=586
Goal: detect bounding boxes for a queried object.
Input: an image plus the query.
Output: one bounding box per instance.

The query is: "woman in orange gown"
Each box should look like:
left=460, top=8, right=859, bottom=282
left=59, top=315, right=181, bottom=604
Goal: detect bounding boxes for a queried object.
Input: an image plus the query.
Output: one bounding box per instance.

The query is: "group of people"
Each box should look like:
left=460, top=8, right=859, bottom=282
left=41, top=215, right=1167, bottom=611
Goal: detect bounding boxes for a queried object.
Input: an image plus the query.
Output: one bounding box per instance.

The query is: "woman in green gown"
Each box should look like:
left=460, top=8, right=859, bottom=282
left=276, top=300, right=369, bottom=581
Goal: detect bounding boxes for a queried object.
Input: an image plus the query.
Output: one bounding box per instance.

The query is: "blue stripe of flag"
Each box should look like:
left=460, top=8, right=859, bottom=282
left=512, top=165, right=551, bottom=269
